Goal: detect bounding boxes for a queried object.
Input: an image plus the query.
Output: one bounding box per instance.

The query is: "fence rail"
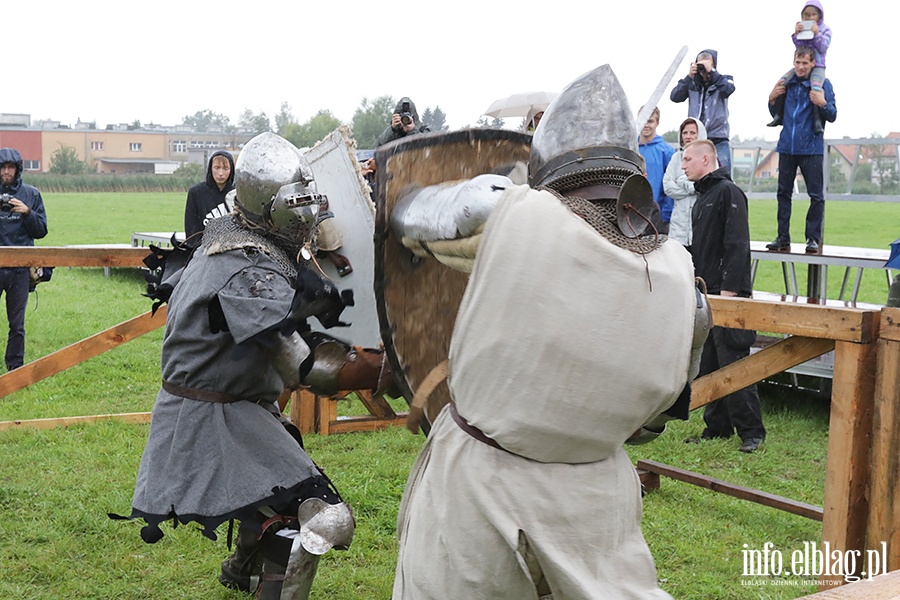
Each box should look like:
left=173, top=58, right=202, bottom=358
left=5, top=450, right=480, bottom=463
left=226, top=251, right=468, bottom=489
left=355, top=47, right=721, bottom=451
left=730, top=137, right=900, bottom=201
left=1, top=246, right=899, bottom=590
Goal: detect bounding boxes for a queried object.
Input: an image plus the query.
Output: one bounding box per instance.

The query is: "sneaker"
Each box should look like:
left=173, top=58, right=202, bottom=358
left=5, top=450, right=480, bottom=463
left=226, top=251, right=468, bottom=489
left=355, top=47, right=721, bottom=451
left=766, top=237, right=790, bottom=252
left=739, top=438, right=764, bottom=453
left=805, top=239, right=820, bottom=254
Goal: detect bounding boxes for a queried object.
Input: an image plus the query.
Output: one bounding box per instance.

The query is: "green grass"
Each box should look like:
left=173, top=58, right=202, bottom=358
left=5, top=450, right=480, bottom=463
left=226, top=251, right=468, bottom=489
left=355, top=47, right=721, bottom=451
left=0, top=192, right=895, bottom=599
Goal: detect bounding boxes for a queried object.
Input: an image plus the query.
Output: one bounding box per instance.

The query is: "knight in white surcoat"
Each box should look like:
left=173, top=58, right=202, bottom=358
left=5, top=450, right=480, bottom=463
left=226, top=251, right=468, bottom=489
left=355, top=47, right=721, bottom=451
left=390, top=65, right=710, bottom=599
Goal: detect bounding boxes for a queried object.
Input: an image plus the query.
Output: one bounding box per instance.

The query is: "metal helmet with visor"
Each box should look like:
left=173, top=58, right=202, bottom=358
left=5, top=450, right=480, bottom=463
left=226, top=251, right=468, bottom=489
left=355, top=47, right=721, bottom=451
left=234, top=132, right=332, bottom=247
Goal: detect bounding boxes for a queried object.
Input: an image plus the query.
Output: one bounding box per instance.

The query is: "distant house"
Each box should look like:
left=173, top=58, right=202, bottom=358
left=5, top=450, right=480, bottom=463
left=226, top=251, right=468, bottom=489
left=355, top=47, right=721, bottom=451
left=0, top=116, right=256, bottom=174
left=864, top=132, right=900, bottom=187
left=754, top=150, right=779, bottom=180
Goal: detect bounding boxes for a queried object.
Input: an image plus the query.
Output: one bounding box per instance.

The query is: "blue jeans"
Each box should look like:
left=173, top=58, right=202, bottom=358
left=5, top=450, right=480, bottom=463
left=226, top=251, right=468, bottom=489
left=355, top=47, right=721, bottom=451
left=776, top=153, right=825, bottom=243
left=0, top=268, right=29, bottom=370
left=710, top=138, right=731, bottom=174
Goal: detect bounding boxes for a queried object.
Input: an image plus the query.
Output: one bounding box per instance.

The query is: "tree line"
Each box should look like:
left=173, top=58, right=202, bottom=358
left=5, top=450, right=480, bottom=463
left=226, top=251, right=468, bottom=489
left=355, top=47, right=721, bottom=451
left=184, top=97, right=450, bottom=151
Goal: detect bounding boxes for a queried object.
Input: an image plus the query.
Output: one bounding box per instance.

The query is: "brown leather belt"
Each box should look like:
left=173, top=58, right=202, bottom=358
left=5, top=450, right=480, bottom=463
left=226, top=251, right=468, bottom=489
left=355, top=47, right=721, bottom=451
left=162, top=380, right=248, bottom=404
left=448, top=402, right=514, bottom=455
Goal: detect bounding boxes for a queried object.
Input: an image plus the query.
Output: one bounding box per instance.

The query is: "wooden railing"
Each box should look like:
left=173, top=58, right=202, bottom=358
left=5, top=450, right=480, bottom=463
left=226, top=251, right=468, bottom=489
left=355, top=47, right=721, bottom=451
left=683, top=294, right=900, bottom=585
left=1, top=247, right=899, bottom=587
left=0, top=246, right=405, bottom=435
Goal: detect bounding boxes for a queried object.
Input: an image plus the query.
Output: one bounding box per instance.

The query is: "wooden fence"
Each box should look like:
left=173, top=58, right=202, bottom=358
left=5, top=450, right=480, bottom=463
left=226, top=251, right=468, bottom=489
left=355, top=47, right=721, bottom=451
left=0, top=247, right=898, bottom=588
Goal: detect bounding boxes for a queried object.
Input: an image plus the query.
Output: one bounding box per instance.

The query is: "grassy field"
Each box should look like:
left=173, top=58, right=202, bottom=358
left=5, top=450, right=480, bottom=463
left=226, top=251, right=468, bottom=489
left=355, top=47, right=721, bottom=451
left=0, top=192, right=897, bottom=599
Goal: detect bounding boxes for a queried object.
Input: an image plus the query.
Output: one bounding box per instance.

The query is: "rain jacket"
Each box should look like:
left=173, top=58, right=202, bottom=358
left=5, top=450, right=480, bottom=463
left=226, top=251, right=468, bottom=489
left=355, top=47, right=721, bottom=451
left=184, top=150, right=235, bottom=238
left=771, top=74, right=836, bottom=155
left=663, top=117, right=708, bottom=246
left=0, top=148, right=48, bottom=247
left=793, top=0, right=831, bottom=68
left=638, top=135, right=676, bottom=222
left=691, top=167, right=752, bottom=297
left=669, top=49, right=735, bottom=141
left=375, top=97, right=431, bottom=147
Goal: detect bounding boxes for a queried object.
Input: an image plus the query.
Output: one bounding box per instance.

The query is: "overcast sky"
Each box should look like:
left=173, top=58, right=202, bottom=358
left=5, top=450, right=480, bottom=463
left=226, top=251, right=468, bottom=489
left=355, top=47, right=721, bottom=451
left=11, top=0, right=894, bottom=142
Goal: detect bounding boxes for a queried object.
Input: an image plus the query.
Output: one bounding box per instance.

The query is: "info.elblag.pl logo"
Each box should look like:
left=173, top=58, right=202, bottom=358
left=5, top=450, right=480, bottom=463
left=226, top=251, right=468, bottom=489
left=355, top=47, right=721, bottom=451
left=742, top=541, right=889, bottom=584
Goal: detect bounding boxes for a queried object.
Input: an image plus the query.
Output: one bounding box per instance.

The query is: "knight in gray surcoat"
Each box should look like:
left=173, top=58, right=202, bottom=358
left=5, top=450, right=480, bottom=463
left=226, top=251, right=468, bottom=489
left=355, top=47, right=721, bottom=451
left=116, top=133, right=389, bottom=600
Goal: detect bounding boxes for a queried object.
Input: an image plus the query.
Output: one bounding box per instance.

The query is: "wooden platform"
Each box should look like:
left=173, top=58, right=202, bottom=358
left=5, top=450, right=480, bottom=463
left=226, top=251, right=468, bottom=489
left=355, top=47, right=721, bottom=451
left=796, top=569, right=900, bottom=598
left=131, top=231, right=185, bottom=248
left=751, top=241, right=893, bottom=302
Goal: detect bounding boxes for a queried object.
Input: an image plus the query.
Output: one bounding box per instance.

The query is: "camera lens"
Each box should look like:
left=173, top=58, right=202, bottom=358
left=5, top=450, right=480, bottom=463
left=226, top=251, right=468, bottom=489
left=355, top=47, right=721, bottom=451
left=400, top=115, right=412, bottom=126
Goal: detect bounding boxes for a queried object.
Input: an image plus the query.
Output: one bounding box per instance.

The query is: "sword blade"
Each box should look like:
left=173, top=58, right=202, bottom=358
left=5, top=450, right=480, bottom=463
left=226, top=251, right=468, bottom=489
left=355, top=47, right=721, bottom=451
left=635, top=45, right=689, bottom=136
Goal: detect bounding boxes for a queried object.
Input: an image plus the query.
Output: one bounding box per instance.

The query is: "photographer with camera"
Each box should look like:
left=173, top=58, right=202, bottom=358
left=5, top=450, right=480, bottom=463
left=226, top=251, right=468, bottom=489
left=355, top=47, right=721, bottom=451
left=0, top=148, right=48, bottom=371
left=670, top=49, right=735, bottom=173
left=375, top=97, right=430, bottom=147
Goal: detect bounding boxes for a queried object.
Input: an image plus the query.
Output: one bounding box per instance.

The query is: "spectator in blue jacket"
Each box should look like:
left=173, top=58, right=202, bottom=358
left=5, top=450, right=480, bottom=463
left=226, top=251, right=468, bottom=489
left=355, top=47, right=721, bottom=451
left=638, top=106, right=676, bottom=229
left=0, top=148, right=48, bottom=371
left=765, top=46, right=837, bottom=255
left=670, top=49, right=735, bottom=173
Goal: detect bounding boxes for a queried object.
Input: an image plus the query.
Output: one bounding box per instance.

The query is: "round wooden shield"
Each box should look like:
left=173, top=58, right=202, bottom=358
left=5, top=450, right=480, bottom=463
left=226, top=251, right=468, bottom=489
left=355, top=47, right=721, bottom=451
left=374, top=129, right=532, bottom=428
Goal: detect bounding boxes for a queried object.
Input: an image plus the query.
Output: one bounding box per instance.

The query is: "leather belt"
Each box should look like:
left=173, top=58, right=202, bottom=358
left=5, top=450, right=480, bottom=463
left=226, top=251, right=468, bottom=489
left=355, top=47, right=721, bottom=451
left=448, top=402, right=515, bottom=455
left=162, top=380, right=248, bottom=404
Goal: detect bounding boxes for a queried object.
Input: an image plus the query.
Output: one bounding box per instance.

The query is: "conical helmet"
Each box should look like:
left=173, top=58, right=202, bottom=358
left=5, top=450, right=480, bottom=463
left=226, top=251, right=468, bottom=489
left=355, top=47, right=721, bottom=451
left=528, top=64, right=643, bottom=194
left=234, top=132, right=331, bottom=245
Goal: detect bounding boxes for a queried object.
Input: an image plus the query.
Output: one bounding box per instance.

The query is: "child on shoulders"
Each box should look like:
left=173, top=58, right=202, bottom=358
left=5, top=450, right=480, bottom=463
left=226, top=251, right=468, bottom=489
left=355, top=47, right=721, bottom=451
left=767, top=0, right=832, bottom=133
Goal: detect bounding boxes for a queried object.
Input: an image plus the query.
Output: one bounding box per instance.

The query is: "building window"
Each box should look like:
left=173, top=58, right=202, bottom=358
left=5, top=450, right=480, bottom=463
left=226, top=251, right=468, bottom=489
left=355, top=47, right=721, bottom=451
left=172, top=140, right=187, bottom=153
left=761, top=171, right=771, bottom=178
left=129, top=142, right=142, bottom=152
left=191, top=140, right=204, bottom=148
left=23, top=160, right=40, bottom=171
left=91, top=141, right=104, bottom=151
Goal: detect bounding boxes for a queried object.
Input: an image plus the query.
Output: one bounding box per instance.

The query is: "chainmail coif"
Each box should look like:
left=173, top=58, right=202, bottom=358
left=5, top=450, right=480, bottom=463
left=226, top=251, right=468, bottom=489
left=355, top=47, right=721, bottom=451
left=202, top=214, right=299, bottom=281
left=539, top=166, right=665, bottom=255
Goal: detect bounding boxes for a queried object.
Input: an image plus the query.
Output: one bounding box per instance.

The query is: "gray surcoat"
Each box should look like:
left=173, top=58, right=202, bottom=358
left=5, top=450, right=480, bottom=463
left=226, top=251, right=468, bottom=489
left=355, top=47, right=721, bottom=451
left=129, top=236, right=324, bottom=542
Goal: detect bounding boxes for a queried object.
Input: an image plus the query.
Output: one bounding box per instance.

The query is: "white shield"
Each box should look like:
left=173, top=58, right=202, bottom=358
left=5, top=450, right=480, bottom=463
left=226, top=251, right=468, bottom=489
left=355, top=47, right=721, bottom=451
left=303, top=126, right=381, bottom=348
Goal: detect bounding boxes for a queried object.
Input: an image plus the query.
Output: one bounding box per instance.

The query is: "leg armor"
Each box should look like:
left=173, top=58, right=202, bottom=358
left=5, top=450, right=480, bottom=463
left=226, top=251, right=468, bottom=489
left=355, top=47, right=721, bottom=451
left=256, top=498, right=355, bottom=600
left=219, top=525, right=262, bottom=592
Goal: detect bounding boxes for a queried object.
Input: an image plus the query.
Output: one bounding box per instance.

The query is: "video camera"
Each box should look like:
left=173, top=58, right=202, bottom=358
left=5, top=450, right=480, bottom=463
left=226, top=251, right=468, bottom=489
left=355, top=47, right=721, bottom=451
left=399, top=101, right=413, bottom=126
left=0, top=193, right=12, bottom=212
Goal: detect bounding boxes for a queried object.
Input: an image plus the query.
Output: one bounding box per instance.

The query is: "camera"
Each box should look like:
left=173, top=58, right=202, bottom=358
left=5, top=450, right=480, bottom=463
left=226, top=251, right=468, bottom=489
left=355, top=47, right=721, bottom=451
left=696, top=63, right=706, bottom=74
left=0, top=193, right=12, bottom=212
left=399, top=101, right=412, bottom=126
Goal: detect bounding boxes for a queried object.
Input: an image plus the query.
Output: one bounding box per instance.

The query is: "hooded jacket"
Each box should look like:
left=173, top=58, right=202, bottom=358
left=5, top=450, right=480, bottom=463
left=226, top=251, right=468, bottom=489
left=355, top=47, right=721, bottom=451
left=663, top=117, right=708, bottom=246
left=0, top=148, right=48, bottom=248
left=772, top=73, right=837, bottom=155
left=375, top=97, right=431, bottom=147
left=184, top=150, right=235, bottom=238
left=690, top=167, right=752, bottom=297
left=792, top=0, right=831, bottom=68
left=669, top=49, right=735, bottom=141
left=638, top=134, right=676, bottom=222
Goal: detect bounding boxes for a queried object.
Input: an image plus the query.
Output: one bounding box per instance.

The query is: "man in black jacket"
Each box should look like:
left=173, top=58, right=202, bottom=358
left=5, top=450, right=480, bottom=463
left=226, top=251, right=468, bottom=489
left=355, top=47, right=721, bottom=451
left=0, top=148, right=48, bottom=371
left=681, top=139, right=765, bottom=453
left=184, top=150, right=235, bottom=239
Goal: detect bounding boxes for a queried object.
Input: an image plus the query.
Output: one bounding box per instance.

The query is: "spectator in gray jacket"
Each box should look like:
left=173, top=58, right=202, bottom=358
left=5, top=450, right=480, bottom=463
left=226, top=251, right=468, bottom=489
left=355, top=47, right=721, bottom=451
left=376, top=97, right=430, bottom=147
left=670, top=49, right=735, bottom=173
